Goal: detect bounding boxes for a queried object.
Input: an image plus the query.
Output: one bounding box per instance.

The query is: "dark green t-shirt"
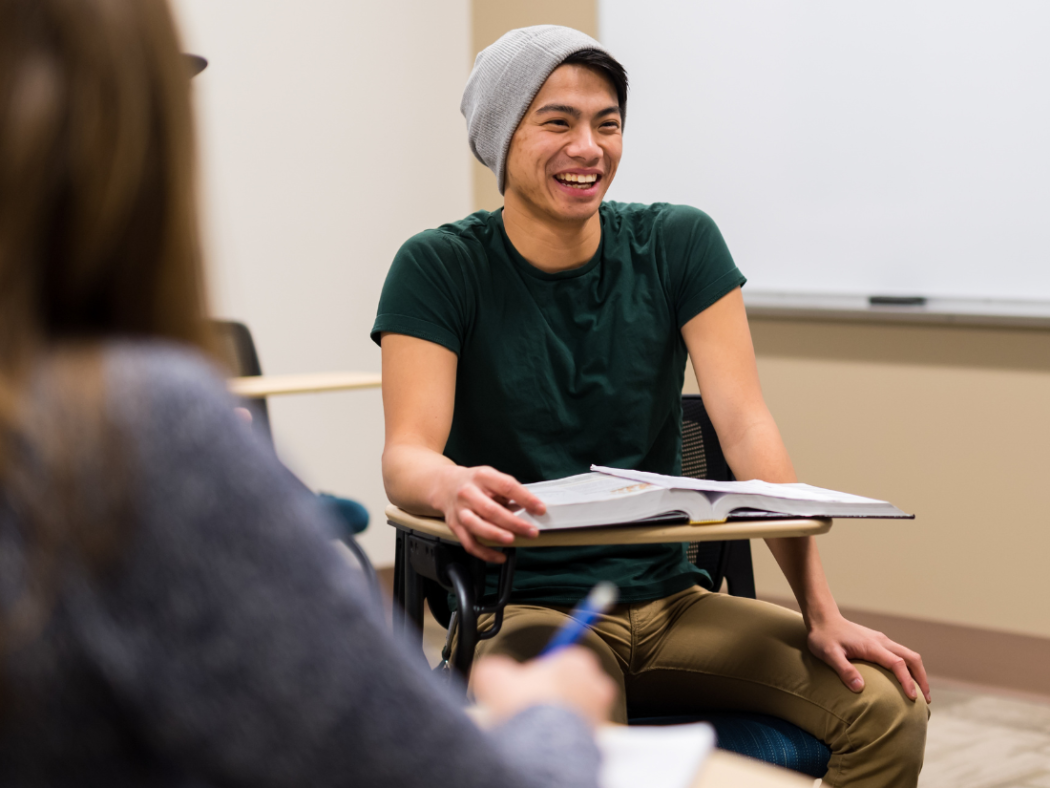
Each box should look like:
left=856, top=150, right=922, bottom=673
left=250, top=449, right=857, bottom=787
left=372, top=201, right=746, bottom=606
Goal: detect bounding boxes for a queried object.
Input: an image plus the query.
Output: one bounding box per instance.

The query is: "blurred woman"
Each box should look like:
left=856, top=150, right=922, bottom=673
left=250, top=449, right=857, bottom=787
left=0, top=0, right=612, bottom=784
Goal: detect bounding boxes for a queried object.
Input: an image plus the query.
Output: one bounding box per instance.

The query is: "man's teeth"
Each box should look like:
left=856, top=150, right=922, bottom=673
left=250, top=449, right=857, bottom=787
left=556, top=173, right=598, bottom=185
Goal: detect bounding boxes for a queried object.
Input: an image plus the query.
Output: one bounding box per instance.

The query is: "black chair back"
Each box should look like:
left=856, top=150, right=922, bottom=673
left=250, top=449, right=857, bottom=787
left=681, top=394, right=756, bottom=598
left=211, top=320, right=274, bottom=445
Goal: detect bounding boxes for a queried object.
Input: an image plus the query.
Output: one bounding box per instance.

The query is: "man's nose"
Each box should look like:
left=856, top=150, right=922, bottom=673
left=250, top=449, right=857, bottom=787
left=565, top=125, right=602, bottom=161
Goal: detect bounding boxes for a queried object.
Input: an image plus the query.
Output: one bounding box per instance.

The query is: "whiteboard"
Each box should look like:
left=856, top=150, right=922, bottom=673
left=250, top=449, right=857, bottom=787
left=599, top=1, right=1050, bottom=302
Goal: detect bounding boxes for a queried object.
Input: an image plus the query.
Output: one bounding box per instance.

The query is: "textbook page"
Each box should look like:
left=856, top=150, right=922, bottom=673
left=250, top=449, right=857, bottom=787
left=596, top=722, right=715, bottom=788
left=591, top=465, right=889, bottom=506
left=525, top=473, right=661, bottom=505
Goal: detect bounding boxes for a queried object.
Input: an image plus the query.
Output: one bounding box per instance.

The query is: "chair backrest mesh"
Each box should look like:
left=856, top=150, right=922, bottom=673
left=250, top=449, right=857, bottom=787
left=681, top=395, right=733, bottom=570
left=681, top=420, right=707, bottom=480
left=682, top=415, right=705, bottom=565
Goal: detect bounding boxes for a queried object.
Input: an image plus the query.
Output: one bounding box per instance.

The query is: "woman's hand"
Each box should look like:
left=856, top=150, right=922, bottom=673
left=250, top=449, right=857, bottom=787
left=433, top=464, right=545, bottom=563
left=472, top=648, right=617, bottom=727
left=807, top=613, right=931, bottom=703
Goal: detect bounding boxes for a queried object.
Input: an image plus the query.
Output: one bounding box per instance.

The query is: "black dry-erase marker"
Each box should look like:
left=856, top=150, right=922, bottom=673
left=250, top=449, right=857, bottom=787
left=868, top=295, right=927, bottom=307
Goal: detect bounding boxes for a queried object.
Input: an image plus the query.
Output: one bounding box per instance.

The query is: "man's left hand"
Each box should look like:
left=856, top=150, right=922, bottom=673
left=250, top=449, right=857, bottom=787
left=806, top=614, right=931, bottom=703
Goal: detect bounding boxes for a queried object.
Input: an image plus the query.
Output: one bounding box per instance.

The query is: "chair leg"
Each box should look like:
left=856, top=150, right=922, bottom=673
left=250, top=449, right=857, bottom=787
left=447, top=563, right=478, bottom=683
left=403, top=552, right=425, bottom=634
left=392, top=529, right=406, bottom=631
left=338, top=532, right=382, bottom=613
left=392, top=529, right=428, bottom=667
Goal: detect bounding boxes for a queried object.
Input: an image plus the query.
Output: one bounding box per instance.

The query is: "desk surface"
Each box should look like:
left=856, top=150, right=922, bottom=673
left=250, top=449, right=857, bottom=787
left=386, top=505, right=832, bottom=547
left=696, top=751, right=817, bottom=787
left=228, top=371, right=381, bottom=398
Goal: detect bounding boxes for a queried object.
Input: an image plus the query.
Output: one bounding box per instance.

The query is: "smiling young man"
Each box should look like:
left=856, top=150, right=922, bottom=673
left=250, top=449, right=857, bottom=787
left=373, top=26, right=928, bottom=788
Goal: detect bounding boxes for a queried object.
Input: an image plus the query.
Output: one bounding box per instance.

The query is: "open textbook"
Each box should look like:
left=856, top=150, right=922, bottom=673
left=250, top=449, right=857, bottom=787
left=515, top=466, right=912, bottom=530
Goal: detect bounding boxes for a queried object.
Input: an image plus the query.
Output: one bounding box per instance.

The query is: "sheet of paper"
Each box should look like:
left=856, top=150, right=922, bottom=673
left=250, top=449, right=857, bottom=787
left=596, top=722, right=716, bottom=788
left=591, top=466, right=887, bottom=505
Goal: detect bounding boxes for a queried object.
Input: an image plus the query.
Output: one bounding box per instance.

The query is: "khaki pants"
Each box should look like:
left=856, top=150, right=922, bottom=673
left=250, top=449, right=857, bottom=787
left=473, top=586, right=928, bottom=788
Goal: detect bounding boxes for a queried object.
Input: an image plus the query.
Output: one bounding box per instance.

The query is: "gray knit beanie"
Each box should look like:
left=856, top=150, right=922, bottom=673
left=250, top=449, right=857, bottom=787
left=461, top=25, right=612, bottom=195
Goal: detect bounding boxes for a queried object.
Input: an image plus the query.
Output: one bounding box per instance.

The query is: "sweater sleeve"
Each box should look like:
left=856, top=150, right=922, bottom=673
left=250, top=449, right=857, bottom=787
left=73, top=344, right=599, bottom=788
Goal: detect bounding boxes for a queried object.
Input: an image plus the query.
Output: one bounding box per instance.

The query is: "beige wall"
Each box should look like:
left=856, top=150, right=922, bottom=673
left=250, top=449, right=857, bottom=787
left=686, top=320, right=1050, bottom=639
left=174, top=0, right=472, bottom=567
left=478, top=0, right=1050, bottom=639
left=749, top=321, right=1050, bottom=639
left=471, top=0, right=598, bottom=211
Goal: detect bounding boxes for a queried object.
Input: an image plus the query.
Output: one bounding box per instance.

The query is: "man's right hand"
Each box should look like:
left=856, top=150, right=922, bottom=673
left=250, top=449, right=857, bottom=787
left=434, top=464, right=546, bottom=563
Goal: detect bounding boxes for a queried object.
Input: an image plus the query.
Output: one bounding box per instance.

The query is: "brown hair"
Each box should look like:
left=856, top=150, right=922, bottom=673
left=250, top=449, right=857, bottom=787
left=0, top=0, right=211, bottom=652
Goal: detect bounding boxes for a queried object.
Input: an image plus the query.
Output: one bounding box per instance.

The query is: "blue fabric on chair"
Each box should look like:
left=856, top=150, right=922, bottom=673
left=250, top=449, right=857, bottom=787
left=318, top=493, right=370, bottom=537
left=629, top=712, right=830, bottom=778
left=317, top=493, right=381, bottom=612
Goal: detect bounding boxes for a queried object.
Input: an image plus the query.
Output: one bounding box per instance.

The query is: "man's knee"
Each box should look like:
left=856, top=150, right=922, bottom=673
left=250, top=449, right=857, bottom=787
left=849, top=663, right=928, bottom=765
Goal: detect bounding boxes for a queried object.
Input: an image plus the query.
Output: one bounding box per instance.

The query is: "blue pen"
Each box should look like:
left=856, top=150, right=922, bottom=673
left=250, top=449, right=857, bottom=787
left=540, top=581, right=619, bottom=656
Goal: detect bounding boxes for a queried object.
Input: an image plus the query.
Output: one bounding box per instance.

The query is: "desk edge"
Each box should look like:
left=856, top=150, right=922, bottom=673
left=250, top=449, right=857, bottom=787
left=385, top=504, right=832, bottom=546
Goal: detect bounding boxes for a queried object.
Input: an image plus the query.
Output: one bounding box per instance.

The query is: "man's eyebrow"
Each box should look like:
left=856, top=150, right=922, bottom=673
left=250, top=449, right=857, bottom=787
left=533, top=104, right=622, bottom=119
left=535, top=103, right=581, bottom=118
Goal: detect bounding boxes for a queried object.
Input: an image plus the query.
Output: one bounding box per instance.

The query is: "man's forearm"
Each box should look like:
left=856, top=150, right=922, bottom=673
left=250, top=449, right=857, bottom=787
left=382, top=442, right=459, bottom=517
left=764, top=535, right=841, bottom=627
left=382, top=441, right=544, bottom=563
left=720, top=416, right=842, bottom=626
left=719, top=413, right=796, bottom=484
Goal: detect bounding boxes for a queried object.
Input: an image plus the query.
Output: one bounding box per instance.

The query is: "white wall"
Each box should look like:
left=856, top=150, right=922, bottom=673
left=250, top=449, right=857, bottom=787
left=172, top=0, right=472, bottom=566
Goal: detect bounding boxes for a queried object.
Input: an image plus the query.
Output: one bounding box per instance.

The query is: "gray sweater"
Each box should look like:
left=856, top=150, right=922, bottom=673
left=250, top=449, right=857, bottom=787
left=0, top=344, right=600, bottom=787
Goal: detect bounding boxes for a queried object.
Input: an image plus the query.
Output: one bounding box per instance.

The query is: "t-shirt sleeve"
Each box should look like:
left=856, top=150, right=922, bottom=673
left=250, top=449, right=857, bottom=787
left=661, top=205, right=747, bottom=328
left=371, top=230, right=475, bottom=355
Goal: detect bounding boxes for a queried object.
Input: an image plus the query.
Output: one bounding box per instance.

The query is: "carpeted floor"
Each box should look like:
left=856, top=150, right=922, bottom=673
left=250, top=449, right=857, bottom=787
left=919, top=682, right=1050, bottom=788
